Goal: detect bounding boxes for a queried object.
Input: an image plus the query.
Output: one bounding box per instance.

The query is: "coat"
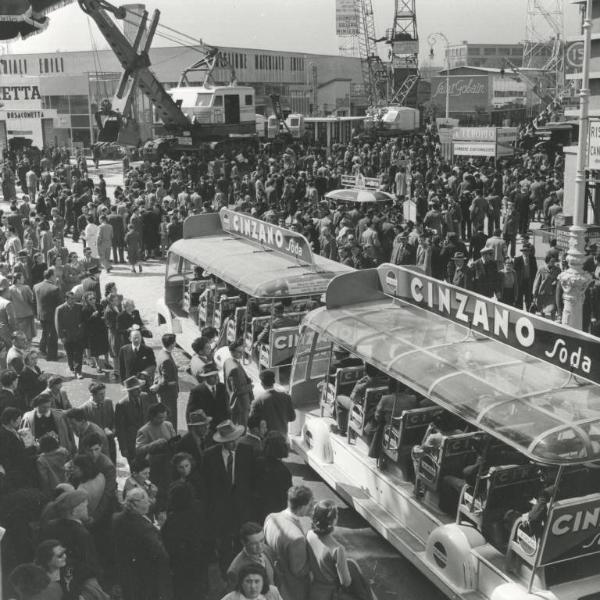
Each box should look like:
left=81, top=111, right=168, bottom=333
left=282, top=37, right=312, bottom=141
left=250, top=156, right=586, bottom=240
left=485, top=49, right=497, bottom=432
left=21, top=407, right=75, bottom=455
left=81, top=275, right=101, bottom=304
left=17, top=365, right=45, bottom=408
left=112, top=509, right=173, bottom=600
left=97, top=222, right=113, bottom=249
left=114, top=392, right=153, bottom=459
left=118, top=343, right=156, bottom=382
left=0, top=425, right=37, bottom=490
left=250, top=388, right=295, bottom=435
left=185, top=381, right=229, bottom=425
left=33, top=279, right=61, bottom=321
left=264, top=510, right=311, bottom=600
left=514, top=254, right=538, bottom=298
left=202, top=443, right=256, bottom=535
left=55, top=301, right=84, bottom=342
left=108, top=213, right=125, bottom=244
left=154, top=349, right=179, bottom=402
left=223, top=357, right=253, bottom=409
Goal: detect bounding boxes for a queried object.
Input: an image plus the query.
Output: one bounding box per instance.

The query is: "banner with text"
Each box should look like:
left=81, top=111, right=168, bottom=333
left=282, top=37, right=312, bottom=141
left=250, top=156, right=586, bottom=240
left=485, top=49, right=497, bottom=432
left=335, top=0, right=360, bottom=36
left=430, top=75, right=490, bottom=113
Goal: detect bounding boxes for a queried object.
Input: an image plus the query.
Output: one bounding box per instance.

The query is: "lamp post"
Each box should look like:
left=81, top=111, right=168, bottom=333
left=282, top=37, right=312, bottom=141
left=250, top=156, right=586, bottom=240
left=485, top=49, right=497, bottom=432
left=559, top=0, right=593, bottom=329
left=428, top=32, right=450, bottom=119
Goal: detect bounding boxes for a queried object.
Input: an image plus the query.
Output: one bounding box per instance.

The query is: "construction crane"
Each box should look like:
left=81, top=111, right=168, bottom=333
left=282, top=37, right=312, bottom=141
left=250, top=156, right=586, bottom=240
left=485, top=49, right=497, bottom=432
left=78, top=0, right=257, bottom=158
left=357, top=0, right=388, bottom=106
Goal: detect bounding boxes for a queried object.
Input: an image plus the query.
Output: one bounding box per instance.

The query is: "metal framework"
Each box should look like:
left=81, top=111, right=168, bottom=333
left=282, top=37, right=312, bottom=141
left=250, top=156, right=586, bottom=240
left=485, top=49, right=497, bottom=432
left=523, top=0, right=565, bottom=98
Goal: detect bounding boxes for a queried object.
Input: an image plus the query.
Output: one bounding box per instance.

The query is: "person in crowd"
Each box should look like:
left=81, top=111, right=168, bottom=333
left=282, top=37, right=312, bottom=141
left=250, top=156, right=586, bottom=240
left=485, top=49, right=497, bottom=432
left=8, top=562, right=62, bottom=600
left=103, top=292, right=122, bottom=362
left=81, top=291, right=111, bottom=372
left=0, top=369, right=23, bottom=413
left=9, top=272, right=35, bottom=341
left=186, top=361, right=229, bottom=428
left=224, top=339, right=254, bottom=427
left=532, top=254, right=561, bottom=319
left=0, top=406, right=37, bottom=491
left=36, top=431, right=69, bottom=494
left=33, top=539, right=68, bottom=599
left=263, top=485, right=314, bottom=600
left=6, top=330, right=28, bottom=373
left=36, top=375, right=71, bottom=411
left=238, top=412, right=267, bottom=459
left=221, top=563, right=283, bottom=600
left=250, top=369, right=295, bottom=436
left=177, top=408, right=213, bottom=466
left=65, top=407, right=109, bottom=457
left=514, top=243, right=538, bottom=311
left=81, top=265, right=102, bottom=304
left=80, top=381, right=116, bottom=463
left=55, top=291, right=85, bottom=379
left=22, top=394, right=75, bottom=454
left=203, top=419, right=256, bottom=577
left=255, top=431, right=293, bottom=523
left=118, top=326, right=156, bottom=382
left=307, top=500, right=374, bottom=600
left=189, top=335, right=213, bottom=379
left=151, top=333, right=180, bottom=431
left=125, top=222, right=143, bottom=274
left=112, top=488, right=173, bottom=600
left=33, top=268, right=60, bottom=361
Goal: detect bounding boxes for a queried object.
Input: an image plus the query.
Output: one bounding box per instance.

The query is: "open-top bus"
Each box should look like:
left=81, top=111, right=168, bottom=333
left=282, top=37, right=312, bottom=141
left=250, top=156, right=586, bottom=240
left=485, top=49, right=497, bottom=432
left=289, top=263, right=600, bottom=600
left=157, top=209, right=352, bottom=378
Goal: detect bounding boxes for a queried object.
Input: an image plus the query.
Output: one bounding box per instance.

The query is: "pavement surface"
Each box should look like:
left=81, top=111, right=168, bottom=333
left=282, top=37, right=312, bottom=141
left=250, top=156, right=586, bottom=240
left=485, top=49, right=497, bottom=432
left=1, top=160, right=446, bottom=600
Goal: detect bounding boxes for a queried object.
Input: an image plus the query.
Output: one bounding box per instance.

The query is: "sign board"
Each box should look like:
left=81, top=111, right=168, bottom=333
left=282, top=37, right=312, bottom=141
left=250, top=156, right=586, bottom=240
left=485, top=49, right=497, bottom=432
left=565, top=41, right=584, bottom=70
left=589, top=119, right=600, bottom=170
left=377, top=264, right=600, bottom=385
left=453, top=142, right=496, bottom=157
left=341, top=173, right=380, bottom=189
left=220, top=208, right=314, bottom=265
left=540, top=493, right=600, bottom=566
left=335, top=0, right=359, bottom=36
left=264, top=325, right=300, bottom=367
left=430, top=75, right=489, bottom=113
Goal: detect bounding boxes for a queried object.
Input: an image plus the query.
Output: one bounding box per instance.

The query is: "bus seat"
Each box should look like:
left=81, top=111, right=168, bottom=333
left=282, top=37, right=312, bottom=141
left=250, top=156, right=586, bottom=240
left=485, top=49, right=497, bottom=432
left=348, top=385, right=387, bottom=443
left=319, top=365, right=364, bottom=418
left=415, top=432, right=481, bottom=496
left=382, top=406, right=446, bottom=475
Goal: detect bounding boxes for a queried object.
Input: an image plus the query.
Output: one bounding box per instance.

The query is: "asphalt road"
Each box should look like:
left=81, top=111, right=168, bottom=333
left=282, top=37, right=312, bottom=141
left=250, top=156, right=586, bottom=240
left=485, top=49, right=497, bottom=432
left=2, top=161, right=446, bottom=600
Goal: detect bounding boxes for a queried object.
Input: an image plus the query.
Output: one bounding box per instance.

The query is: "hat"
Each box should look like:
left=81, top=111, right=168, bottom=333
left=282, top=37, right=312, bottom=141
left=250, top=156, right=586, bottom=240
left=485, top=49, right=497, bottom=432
left=521, top=243, right=533, bottom=252
left=32, top=391, right=52, bottom=407
left=452, top=251, right=467, bottom=261
left=88, top=265, right=100, bottom=275
left=17, top=250, right=28, bottom=257
left=187, top=409, right=212, bottom=428
left=213, top=419, right=244, bottom=443
left=480, top=247, right=493, bottom=254
left=197, top=362, right=219, bottom=378
left=123, top=376, right=143, bottom=391
left=54, top=489, right=88, bottom=514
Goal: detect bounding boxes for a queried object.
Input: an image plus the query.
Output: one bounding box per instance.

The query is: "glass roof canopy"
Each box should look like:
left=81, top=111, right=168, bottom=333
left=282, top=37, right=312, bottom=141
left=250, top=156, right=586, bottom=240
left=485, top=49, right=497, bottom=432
left=305, top=298, right=600, bottom=466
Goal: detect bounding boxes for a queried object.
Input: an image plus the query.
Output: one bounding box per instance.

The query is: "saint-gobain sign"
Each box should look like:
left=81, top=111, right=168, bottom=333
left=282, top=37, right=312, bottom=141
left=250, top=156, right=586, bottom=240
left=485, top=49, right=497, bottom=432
left=430, top=75, right=489, bottom=112
left=220, top=208, right=314, bottom=264
left=378, top=264, right=600, bottom=385
left=541, top=494, right=600, bottom=566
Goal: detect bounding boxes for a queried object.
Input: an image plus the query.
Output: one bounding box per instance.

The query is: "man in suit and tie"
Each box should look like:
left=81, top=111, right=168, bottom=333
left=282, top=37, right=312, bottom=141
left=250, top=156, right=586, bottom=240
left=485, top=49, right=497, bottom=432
left=223, top=339, right=254, bottom=427
left=118, top=328, right=156, bottom=382
left=263, top=486, right=314, bottom=600
left=55, top=291, right=85, bottom=378
left=514, top=243, right=538, bottom=311
left=203, top=419, right=256, bottom=577
left=151, top=333, right=180, bottom=431
left=176, top=409, right=213, bottom=467
left=115, top=376, right=152, bottom=467
left=33, top=268, right=60, bottom=361
left=185, top=362, right=229, bottom=431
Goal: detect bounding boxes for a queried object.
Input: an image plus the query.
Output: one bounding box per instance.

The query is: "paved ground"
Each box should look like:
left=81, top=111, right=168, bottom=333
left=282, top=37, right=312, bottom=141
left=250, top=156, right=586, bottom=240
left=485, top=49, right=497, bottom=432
left=1, top=160, right=446, bottom=600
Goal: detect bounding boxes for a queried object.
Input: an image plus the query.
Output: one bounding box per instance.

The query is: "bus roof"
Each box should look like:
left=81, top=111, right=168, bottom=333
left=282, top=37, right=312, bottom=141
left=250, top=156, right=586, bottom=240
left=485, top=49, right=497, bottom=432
left=303, top=264, right=600, bottom=466
left=171, top=210, right=352, bottom=298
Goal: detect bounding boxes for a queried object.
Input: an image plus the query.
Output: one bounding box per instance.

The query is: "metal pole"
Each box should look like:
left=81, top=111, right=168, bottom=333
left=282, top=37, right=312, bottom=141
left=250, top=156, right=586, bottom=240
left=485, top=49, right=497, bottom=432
left=559, top=0, right=593, bottom=329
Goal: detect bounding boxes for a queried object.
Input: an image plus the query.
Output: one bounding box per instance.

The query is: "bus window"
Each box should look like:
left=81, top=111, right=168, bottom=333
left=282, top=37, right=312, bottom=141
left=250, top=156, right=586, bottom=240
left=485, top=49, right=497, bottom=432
left=214, top=95, right=223, bottom=107
left=245, top=94, right=253, bottom=106
left=166, top=252, right=183, bottom=282
left=195, top=93, right=213, bottom=107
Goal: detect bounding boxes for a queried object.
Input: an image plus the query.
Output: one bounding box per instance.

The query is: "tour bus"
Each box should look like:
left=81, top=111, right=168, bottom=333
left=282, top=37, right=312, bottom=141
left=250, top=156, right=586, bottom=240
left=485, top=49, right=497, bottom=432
left=289, top=263, right=600, bottom=600
left=157, top=209, right=352, bottom=376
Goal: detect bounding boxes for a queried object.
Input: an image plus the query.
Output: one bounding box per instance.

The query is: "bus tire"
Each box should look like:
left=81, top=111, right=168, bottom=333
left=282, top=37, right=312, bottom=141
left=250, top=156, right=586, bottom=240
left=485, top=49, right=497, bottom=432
left=425, top=523, right=486, bottom=591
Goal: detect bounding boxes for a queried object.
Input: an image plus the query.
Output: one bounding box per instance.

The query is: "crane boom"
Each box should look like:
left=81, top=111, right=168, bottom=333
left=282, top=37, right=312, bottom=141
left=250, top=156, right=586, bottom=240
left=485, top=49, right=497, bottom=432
left=78, top=0, right=189, bottom=130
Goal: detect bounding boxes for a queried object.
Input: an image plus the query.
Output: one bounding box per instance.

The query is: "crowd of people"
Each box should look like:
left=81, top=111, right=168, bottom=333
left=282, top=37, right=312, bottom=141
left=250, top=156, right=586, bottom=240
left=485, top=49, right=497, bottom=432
left=0, top=117, right=599, bottom=600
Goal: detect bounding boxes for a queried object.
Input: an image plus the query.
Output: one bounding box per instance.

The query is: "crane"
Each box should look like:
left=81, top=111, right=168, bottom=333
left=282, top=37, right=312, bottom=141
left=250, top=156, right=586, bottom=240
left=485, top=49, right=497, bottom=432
left=78, top=0, right=257, bottom=158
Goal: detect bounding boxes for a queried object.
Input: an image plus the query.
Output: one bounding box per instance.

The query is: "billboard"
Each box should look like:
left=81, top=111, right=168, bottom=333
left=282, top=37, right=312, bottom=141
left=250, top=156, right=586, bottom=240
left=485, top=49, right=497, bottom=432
left=430, top=75, right=489, bottom=113
left=336, top=0, right=360, bottom=36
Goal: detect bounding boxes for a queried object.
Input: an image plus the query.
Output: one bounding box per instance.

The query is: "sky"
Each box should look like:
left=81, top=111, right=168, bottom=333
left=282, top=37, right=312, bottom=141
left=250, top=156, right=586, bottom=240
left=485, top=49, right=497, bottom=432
left=6, top=0, right=581, bottom=63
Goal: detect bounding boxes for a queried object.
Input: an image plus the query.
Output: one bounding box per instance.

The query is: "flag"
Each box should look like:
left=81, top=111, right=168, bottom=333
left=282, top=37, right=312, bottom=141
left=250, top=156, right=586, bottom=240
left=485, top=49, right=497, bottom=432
left=0, top=0, right=74, bottom=41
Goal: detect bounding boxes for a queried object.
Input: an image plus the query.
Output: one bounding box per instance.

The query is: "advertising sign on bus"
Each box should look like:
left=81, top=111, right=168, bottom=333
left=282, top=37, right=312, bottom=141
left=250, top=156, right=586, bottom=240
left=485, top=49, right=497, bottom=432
left=378, top=264, right=600, bottom=385
left=540, top=493, right=600, bottom=565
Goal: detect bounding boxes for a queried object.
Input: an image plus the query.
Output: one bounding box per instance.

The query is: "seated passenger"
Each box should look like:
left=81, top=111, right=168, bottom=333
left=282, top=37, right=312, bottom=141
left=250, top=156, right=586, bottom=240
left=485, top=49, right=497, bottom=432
left=328, top=346, right=362, bottom=375
left=254, top=300, right=297, bottom=347
left=335, top=364, right=385, bottom=434
left=366, top=378, right=418, bottom=459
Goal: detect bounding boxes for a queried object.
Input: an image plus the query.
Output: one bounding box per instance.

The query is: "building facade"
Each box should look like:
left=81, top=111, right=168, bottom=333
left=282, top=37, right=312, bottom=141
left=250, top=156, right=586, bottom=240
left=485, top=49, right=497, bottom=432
left=0, top=43, right=367, bottom=151
left=445, top=43, right=525, bottom=69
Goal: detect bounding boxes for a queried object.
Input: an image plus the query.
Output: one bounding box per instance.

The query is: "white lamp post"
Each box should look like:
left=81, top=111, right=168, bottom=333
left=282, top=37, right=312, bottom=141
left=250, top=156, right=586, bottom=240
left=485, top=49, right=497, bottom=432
left=559, top=0, right=593, bottom=329
left=428, top=32, right=450, bottom=119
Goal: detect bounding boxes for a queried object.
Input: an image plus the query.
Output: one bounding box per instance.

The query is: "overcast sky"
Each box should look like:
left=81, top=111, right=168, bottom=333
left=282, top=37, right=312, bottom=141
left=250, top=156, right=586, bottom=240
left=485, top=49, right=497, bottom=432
left=7, top=0, right=581, bottom=63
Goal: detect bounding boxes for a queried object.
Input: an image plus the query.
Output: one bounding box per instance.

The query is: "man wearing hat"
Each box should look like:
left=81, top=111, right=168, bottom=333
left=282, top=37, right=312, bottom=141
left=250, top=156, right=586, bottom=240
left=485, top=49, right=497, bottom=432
left=115, top=376, right=152, bottom=467
left=55, top=291, right=85, bottom=378
left=514, top=243, right=538, bottom=310
left=224, top=339, right=254, bottom=428
left=186, top=362, right=229, bottom=428
left=450, top=252, right=473, bottom=290
left=203, top=419, right=256, bottom=577
left=176, top=409, right=212, bottom=466
left=81, top=265, right=101, bottom=304
left=471, top=246, right=501, bottom=298
left=390, top=230, right=415, bottom=266
left=12, top=249, right=32, bottom=286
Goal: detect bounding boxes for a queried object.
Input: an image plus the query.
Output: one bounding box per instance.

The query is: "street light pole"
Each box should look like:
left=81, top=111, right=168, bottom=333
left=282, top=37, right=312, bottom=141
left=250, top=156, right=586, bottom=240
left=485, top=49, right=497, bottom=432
left=559, top=0, right=593, bottom=329
left=428, top=32, right=450, bottom=119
